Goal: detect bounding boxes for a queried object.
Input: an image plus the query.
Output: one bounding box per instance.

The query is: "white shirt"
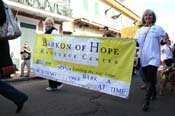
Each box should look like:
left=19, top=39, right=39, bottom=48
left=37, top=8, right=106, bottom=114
left=161, top=44, right=174, bottom=60
left=3, top=0, right=9, bottom=4
left=135, top=25, right=165, bottom=67
left=51, top=29, right=59, bottom=34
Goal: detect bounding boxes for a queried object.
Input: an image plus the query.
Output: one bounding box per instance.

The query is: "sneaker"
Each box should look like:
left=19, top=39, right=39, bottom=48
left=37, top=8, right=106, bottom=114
left=15, top=95, right=28, bottom=113
left=24, top=75, right=30, bottom=77
left=142, top=101, right=150, bottom=111
left=57, top=84, right=64, bottom=90
left=20, top=75, right=24, bottom=77
left=151, top=96, right=157, bottom=100
left=46, top=87, right=57, bottom=91
left=140, top=85, right=146, bottom=90
left=46, top=84, right=64, bottom=91
left=151, top=91, right=157, bottom=100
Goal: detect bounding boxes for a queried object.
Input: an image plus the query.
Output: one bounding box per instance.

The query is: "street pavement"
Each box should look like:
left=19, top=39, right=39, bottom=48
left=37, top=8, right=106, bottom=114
left=0, top=73, right=175, bottom=116
left=1, top=71, right=37, bottom=82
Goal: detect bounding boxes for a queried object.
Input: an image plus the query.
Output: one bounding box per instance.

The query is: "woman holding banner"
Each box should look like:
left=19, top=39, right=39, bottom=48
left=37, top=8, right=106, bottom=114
left=135, top=9, right=166, bottom=111
left=44, top=17, right=64, bottom=91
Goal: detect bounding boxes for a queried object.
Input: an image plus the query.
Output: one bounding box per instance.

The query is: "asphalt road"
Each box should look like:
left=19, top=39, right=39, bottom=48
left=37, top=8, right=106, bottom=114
left=0, top=75, right=175, bottom=116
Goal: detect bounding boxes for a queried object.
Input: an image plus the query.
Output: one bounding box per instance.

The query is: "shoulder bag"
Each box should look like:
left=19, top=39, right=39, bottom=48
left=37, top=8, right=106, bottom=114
left=0, top=2, right=21, bottom=40
left=136, top=26, right=152, bottom=69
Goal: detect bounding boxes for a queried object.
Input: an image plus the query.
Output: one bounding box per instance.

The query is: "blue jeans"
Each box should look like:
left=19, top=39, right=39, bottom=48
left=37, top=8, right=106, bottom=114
left=0, top=80, right=28, bottom=105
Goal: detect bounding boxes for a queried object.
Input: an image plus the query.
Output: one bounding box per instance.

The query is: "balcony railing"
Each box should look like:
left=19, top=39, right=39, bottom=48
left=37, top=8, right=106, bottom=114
left=10, top=0, right=72, bottom=17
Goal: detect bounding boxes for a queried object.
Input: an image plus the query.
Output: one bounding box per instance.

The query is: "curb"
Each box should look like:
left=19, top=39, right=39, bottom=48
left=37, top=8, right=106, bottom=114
left=2, top=76, right=45, bottom=83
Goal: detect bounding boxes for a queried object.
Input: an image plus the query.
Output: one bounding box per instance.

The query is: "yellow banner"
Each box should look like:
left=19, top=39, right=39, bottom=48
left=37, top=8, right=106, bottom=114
left=32, top=34, right=135, bottom=98
left=121, top=26, right=138, bottom=39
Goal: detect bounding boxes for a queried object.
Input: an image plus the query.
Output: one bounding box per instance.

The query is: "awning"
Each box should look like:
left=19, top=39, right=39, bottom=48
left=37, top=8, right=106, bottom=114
left=74, top=18, right=120, bottom=33
left=103, top=0, right=140, bottom=22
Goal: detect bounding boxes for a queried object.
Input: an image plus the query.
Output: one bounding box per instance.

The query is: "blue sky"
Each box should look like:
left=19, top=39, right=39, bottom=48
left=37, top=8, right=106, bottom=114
left=127, top=0, right=175, bottom=40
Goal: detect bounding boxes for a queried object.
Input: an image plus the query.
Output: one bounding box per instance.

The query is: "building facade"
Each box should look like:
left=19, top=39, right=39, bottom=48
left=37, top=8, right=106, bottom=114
left=71, top=0, right=140, bottom=37
left=7, top=0, right=73, bottom=68
left=6, top=0, right=140, bottom=69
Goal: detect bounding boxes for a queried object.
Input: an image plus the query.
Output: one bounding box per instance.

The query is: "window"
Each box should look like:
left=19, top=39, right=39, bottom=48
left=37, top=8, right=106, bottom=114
left=83, top=0, right=88, bottom=12
left=20, top=22, right=36, bottom=51
left=94, top=2, right=99, bottom=16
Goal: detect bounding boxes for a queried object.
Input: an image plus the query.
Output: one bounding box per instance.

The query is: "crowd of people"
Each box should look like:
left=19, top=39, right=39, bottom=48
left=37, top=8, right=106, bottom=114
left=1, top=0, right=175, bottom=113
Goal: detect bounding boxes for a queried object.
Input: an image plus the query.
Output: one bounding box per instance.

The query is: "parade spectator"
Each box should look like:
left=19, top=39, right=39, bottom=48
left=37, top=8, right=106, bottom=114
left=102, top=26, right=115, bottom=37
left=0, top=0, right=28, bottom=113
left=20, top=41, right=31, bottom=77
left=135, top=9, right=166, bottom=111
left=161, top=34, right=174, bottom=67
left=44, top=17, right=64, bottom=91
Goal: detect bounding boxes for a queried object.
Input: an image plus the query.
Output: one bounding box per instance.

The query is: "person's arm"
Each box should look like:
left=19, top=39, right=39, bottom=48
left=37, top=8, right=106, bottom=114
left=135, top=28, right=142, bottom=48
left=23, top=48, right=31, bottom=53
left=170, top=44, right=175, bottom=52
left=167, top=44, right=173, bottom=52
left=161, top=47, right=165, bottom=54
left=159, top=27, right=167, bottom=44
left=134, top=57, right=138, bottom=67
left=20, top=47, right=25, bottom=54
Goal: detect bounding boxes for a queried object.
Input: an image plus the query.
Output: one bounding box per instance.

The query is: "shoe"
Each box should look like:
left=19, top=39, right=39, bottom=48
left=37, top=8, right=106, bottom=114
left=151, top=96, right=157, bottom=100
left=46, top=84, right=64, bottom=91
left=140, top=85, right=146, bottom=90
left=16, top=95, right=28, bottom=113
left=24, top=75, right=30, bottom=77
left=142, top=101, right=149, bottom=111
left=20, top=75, right=24, bottom=77
left=57, top=84, right=64, bottom=90
left=46, top=87, right=58, bottom=91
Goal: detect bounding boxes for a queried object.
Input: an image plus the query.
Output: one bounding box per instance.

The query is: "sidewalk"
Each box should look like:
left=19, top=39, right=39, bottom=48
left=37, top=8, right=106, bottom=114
left=2, top=71, right=42, bottom=82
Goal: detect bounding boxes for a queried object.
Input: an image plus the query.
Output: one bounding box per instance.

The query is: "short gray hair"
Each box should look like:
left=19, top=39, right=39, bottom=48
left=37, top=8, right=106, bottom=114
left=45, top=17, right=54, bottom=25
left=141, top=9, right=156, bottom=25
